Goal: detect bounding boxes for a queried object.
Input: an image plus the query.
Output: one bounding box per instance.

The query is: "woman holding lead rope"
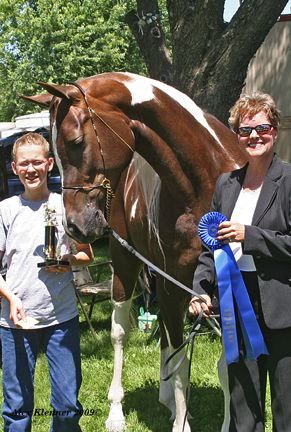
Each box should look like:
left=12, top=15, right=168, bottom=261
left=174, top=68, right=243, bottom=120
left=189, top=93, right=291, bottom=432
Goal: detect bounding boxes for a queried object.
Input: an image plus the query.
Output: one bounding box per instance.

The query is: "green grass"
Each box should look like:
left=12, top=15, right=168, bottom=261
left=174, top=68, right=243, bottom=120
left=0, top=238, right=272, bottom=431
left=0, top=303, right=273, bottom=431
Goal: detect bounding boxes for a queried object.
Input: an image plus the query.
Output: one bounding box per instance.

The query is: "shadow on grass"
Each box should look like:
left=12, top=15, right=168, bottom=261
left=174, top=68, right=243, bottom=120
left=123, top=382, right=224, bottom=432
left=78, top=298, right=113, bottom=359
left=79, top=313, right=112, bottom=333
left=79, top=327, right=113, bottom=359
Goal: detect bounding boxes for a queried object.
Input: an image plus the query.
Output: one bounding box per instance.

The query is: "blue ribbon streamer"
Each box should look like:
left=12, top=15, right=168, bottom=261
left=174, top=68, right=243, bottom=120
left=198, top=212, right=268, bottom=364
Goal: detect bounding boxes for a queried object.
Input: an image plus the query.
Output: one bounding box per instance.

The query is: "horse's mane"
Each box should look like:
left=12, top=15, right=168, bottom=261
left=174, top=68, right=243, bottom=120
left=124, top=154, right=166, bottom=268
left=124, top=153, right=161, bottom=234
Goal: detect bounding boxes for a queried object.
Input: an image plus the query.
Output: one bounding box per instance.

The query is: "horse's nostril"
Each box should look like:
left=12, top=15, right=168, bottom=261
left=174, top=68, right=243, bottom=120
left=67, top=225, right=74, bottom=234
left=66, top=223, right=82, bottom=239
left=67, top=222, right=76, bottom=234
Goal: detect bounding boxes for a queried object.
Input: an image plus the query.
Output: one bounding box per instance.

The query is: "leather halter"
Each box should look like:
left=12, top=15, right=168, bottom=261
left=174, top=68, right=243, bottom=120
left=60, top=81, right=133, bottom=219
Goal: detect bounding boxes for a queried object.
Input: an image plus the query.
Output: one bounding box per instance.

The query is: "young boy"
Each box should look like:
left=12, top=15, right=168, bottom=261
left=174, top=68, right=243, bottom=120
left=0, top=132, right=93, bottom=432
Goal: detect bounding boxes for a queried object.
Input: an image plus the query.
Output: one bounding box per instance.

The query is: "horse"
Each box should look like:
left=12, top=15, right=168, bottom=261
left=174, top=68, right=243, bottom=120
left=23, top=72, right=247, bottom=432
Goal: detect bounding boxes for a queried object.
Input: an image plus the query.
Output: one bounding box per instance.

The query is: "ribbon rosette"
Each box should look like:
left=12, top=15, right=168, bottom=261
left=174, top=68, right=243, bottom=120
left=198, top=212, right=268, bottom=364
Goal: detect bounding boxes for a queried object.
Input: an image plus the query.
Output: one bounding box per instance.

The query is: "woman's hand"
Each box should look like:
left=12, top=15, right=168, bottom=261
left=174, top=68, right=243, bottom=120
left=189, top=294, right=213, bottom=316
left=9, top=294, right=26, bottom=325
left=216, top=220, right=245, bottom=243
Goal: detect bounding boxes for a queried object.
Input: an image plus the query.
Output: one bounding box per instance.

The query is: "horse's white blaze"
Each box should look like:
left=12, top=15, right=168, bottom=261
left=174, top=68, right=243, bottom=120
left=51, top=120, right=69, bottom=227
left=51, top=120, right=64, bottom=184
left=118, top=72, right=223, bottom=149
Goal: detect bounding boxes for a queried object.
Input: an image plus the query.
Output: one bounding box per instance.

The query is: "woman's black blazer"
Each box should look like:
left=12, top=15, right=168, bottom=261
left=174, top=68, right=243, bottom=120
left=193, top=154, right=291, bottom=329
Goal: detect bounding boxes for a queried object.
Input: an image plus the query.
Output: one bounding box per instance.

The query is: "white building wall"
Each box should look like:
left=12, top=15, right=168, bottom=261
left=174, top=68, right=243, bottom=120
left=243, top=16, right=291, bottom=161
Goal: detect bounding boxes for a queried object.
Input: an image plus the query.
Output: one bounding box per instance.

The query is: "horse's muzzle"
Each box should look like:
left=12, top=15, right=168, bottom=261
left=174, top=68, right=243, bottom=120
left=65, top=209, right=108, bottom=243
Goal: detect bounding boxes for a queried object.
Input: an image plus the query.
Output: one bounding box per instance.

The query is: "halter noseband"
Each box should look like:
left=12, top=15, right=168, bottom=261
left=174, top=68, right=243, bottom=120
left=60, top=81, right=134, bottom=219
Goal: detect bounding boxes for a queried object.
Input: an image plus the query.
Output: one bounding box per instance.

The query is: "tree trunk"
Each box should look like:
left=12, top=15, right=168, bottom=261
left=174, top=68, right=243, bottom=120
left=125, top=0, right=173, bottom=83
left=126, top=0, right=289, bottom=124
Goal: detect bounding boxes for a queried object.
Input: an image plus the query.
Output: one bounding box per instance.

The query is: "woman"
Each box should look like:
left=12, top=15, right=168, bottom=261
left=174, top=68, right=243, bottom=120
left=189, top=93, right=291, bottom=432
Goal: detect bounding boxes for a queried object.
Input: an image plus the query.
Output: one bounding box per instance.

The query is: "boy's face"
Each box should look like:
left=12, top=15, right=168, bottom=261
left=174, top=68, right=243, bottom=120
left=11, top=143, right=54, bottom=192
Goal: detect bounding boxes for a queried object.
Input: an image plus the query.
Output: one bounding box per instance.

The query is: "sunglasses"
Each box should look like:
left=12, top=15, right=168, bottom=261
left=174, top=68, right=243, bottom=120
left=237, top=123, right=273, bottom=137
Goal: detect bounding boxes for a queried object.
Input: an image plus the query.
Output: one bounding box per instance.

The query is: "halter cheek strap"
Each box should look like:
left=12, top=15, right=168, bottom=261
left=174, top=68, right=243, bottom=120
left=62, top=179, right=115, bottom=221
left=68, top=81, right=134, bottom=154
left=59, top=81, right=134, bottom=219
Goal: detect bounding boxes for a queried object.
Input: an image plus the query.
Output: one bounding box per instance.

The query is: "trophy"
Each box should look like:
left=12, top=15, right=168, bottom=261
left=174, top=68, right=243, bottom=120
left=37, top=204, right=69, bottom=268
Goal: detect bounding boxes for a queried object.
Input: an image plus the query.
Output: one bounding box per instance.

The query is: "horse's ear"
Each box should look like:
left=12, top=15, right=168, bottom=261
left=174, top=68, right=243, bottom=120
left=20, top=93, right=53, bottom=107
left=37, top=82, right=81, bottom=102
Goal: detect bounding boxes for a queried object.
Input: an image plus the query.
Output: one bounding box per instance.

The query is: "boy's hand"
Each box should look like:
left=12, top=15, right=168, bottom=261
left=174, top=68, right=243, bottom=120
left=9, top=295, right=26, bottom=325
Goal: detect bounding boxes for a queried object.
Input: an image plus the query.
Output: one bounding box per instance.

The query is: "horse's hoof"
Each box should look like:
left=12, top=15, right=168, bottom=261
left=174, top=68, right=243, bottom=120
left=105, top=419, right=126, bottom=432
left=105, top=404, right=126, bottom=432
left=172, top=419, right=191, bottom=432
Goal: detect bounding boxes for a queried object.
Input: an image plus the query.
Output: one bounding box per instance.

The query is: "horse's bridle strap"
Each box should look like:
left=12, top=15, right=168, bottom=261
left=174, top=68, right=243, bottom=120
left=68, top=81, right=134, bottom=154
left=62, top=178, right=115, bottom=197
left=62, top=186, right=104, bottom=190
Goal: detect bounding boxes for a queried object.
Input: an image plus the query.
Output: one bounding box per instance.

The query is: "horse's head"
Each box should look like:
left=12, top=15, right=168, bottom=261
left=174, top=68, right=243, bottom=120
left=23, top=78, right=135, bottom=243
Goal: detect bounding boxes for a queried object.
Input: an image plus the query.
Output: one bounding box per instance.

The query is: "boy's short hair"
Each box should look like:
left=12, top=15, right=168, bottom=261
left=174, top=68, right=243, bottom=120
left=12, top=132, right=50, bottom=161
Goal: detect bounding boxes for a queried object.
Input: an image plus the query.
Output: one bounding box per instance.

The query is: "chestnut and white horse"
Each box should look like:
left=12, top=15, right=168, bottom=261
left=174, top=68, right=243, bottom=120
left=24, top=72, right=247, bottom=432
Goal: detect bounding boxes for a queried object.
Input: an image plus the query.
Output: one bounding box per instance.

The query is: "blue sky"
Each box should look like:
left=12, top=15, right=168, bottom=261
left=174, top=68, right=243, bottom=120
left=224, top=0, right=291, bottom=22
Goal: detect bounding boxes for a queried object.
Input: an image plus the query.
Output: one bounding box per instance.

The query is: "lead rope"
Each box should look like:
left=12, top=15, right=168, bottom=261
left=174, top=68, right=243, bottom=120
left=109, top=227, right=221, bottom=335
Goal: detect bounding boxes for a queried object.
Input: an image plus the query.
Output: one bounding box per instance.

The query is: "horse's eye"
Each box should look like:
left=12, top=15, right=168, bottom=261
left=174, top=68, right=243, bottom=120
left=66, top=137, right=84, bottom=168
left=67, top=136, right=84, bottom=146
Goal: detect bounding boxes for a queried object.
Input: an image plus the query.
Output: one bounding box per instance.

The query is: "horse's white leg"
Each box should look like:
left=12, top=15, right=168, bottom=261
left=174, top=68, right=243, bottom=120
left=161, top=323, right=191, bottom=432
left=169, top=346, right=191, bottom=432
left=159, top=347, right=176, bottom=420
left=105, top=299, right=132, bottom=432
left=217, top=348, right=230, bottom=432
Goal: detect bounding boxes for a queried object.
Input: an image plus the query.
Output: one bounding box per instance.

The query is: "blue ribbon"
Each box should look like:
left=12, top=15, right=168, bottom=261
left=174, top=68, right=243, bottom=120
left=198, top=212, right=268, bottom=364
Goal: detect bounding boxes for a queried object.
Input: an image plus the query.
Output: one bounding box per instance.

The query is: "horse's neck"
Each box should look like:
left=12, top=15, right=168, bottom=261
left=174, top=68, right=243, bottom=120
left=131, top=120, right=244, bottom=207
left=130, top=120, right=212, bottom=209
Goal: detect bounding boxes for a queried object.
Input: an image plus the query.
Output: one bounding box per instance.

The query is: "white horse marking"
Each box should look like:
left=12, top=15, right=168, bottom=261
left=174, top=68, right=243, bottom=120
left=52, top=120, right=69, bottom=228
left=106, top=299, right=132, bottom=432
left=162, top=326, right=191, bottom=432
left=122, top=76, right=155, bottom=105
left=51, top=120, right=64, bottom=184
left=160, top=348, right=176, bottom=420
left=130, top=198, right=138, bottom=220
left=117, top=72, right=223, bottom=149
left=217, top=349, right=230, bottom=432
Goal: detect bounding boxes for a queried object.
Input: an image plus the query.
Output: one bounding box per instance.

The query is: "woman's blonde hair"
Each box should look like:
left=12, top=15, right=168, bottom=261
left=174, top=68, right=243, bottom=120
left=12, top=132, right=50, bottom=161
left=229, top=92, right=280, bottom=133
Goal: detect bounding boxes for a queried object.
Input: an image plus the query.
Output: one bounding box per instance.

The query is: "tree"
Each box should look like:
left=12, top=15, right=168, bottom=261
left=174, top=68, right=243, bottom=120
left=0, top=0, right=145, bottom=121
left=125, top=0, right=289, bottom=123
left=0, top=0, right=289, bottom=123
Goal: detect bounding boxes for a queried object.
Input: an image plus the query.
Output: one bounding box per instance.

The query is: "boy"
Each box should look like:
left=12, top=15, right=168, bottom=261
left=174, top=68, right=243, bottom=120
left=0, top=132, right=93, bottom=431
